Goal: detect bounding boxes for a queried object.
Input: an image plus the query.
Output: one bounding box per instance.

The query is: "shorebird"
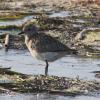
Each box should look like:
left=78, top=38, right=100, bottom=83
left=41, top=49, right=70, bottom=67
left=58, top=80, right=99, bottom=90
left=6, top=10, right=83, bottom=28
left=19, top=22, right=77, bottom=75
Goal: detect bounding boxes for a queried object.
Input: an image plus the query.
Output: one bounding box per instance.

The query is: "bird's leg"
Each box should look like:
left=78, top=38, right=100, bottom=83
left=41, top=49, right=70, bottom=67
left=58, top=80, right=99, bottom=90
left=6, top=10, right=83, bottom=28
left=45, top=60, right=49, bottom=76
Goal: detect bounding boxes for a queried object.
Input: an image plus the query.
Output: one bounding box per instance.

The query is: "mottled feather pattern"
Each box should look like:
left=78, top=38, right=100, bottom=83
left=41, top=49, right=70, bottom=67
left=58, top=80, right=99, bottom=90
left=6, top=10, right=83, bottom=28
left=31, top=33, right=73, bottom=53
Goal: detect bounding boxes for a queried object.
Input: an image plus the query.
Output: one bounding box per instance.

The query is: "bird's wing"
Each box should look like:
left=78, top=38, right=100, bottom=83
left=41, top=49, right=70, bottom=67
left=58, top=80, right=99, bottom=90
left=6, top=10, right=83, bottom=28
left=32, top=34, right=73, bottom=53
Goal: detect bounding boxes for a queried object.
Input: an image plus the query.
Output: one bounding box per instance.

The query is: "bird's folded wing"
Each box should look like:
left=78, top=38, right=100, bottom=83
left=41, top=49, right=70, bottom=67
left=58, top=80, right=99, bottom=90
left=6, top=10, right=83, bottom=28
left=32, top=34, right=72, bottom=53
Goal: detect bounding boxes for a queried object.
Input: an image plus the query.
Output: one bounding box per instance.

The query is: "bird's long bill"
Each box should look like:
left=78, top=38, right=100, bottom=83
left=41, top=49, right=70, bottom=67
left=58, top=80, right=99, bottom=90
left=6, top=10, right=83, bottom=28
left=18, top=31, right=24, bottom=35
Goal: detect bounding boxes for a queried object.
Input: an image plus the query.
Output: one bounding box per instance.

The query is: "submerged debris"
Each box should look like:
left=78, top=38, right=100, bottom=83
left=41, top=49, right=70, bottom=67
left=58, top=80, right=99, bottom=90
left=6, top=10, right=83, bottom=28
left=75, top=28, right=100, bottom=57
left=0, top=34, right=26, bottom=50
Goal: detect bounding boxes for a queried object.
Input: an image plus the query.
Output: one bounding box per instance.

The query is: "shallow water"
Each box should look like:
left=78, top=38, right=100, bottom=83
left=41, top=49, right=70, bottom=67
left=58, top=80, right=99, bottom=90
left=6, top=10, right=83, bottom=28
left=0, top=49, right=99, bottom=81
left=0, top=49, right=100, bottom=100
left=49, top=11, right=70, bottom=18
left=0, top=93, right=100, bottom=100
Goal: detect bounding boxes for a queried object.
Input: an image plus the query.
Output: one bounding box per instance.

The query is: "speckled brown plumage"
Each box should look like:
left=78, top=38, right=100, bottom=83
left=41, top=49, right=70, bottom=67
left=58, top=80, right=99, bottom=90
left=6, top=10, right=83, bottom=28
left=31, top=33, right=73, bottom=53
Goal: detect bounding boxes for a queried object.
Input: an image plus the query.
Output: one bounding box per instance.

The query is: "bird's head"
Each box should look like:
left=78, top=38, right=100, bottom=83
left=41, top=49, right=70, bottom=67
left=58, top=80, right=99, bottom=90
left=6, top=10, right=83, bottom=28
left=18, top=21, right=38, bottom=38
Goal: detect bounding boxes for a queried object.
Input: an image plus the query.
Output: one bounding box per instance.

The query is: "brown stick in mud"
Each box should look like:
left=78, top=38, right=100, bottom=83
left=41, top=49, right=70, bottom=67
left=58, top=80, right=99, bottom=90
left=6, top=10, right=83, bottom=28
left=4, top=33, right=10, bottom=51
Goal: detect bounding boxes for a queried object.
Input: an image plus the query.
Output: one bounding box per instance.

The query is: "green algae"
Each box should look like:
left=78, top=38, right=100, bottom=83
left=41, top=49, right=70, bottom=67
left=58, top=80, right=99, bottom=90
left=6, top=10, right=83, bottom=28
left=0, top=14, right=25, bottom=21
left=0, top=25, right=21, bottom=30
left=82, top=31, right=100, bottom=43
left=75, top=30, right=100, bottom=58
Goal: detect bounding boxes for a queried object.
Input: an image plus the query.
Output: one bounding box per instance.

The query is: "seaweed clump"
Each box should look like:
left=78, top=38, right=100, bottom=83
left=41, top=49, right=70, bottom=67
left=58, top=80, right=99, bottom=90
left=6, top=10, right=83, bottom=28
left=0, top=67, right=100, bottom=96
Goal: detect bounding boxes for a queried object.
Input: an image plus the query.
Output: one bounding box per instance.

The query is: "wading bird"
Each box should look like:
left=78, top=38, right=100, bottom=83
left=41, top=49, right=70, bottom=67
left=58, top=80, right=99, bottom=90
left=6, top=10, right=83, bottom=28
left=19, top=22, right=76, bottom=75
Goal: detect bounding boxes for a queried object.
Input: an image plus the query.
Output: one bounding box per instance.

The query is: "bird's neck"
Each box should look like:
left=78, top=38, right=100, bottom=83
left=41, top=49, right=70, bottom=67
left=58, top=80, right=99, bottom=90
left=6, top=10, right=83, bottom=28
left=25, top=35, right=36, bottom=57
left=25, top=35, right=29, bottom=43
left=25, top=35, right=30, bottom=47
left=25, top=35, right=31, bottom=48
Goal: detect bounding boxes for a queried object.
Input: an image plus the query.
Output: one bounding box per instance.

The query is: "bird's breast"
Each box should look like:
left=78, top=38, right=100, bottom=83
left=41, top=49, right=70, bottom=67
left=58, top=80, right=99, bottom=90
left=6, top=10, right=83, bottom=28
left=29, top=51, right=67, bottom=62
left=25, top=37, right=68, bottom=62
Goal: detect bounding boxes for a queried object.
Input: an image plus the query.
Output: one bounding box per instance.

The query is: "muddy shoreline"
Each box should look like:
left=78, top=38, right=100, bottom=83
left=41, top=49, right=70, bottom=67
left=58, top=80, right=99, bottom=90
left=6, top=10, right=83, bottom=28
left=0, top=67, right=100, bottom=96
left=0, top=0, right=100, bottom=19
